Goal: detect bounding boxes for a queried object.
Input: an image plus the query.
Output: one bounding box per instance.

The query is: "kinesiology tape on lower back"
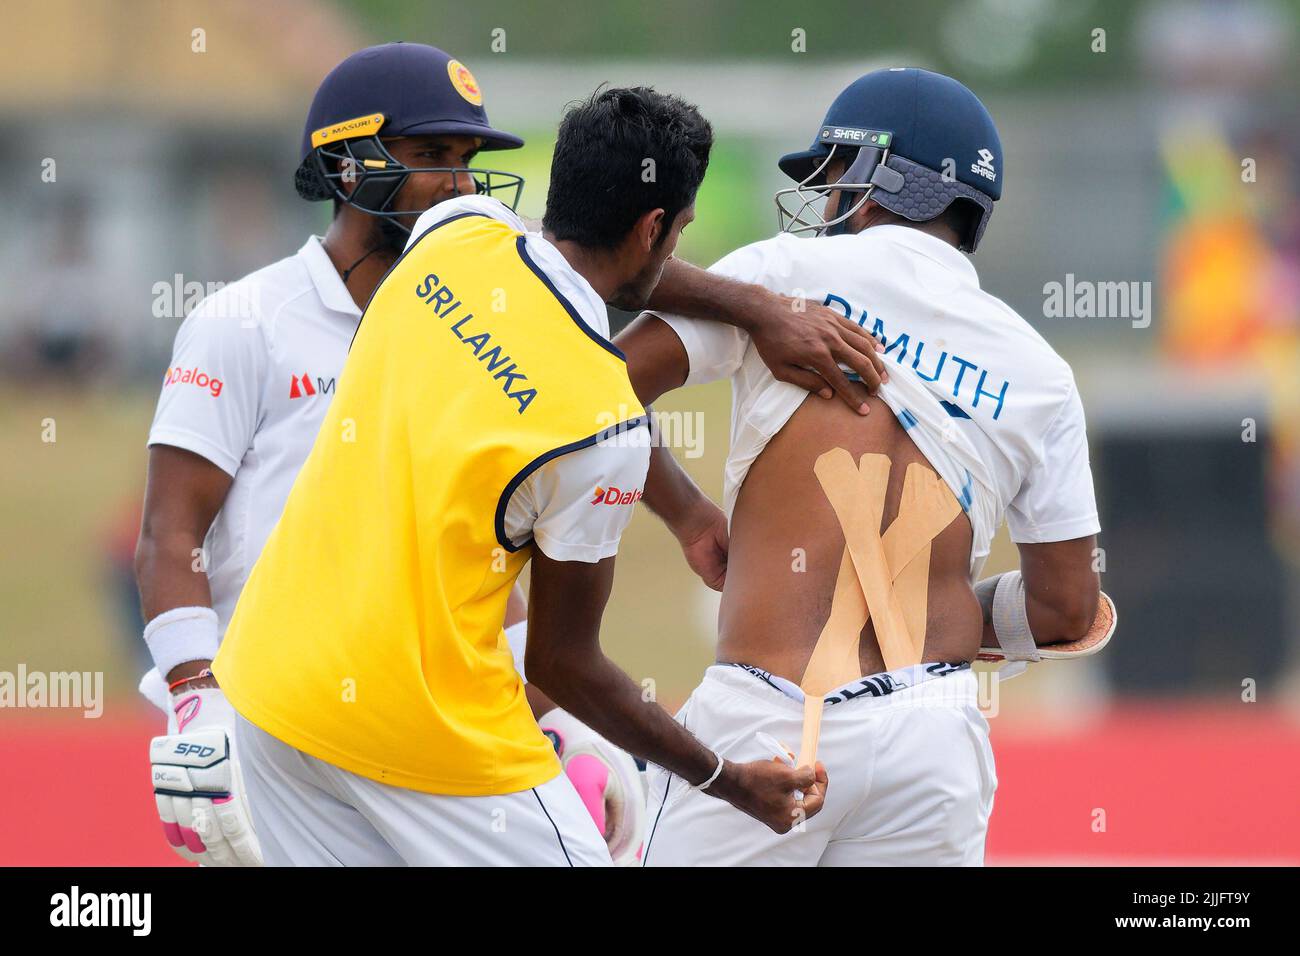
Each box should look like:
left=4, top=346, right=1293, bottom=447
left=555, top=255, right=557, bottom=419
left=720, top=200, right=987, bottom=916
left=796, top=448, right=962, bottom=768
left=797, top=548, right=865, bottom=768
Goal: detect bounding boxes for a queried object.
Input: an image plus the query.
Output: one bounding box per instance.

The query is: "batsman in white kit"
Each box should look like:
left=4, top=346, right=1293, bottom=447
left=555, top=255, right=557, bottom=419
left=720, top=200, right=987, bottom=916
left=135, top=43, right=650, bottom=865
left=618, top=68, right=1117, bottom=866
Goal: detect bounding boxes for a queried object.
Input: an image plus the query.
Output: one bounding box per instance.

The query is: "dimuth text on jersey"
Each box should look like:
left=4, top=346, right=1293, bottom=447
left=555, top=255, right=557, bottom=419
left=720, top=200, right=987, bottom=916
left=825, top=292, right=1009, bottom=421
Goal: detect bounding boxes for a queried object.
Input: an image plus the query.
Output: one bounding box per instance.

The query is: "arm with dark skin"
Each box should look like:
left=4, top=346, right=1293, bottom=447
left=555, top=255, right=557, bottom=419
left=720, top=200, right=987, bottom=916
left=506, top=586, right=560, bottom=716
left=614, top=313, right=729, bottom=588
left=650, top=257, right=887, bottom=414
left=977, top=536, right=1101, bottom=648
left=134, top=445, right=233, bottom=689
left=525, top=549, right=826, bottom=833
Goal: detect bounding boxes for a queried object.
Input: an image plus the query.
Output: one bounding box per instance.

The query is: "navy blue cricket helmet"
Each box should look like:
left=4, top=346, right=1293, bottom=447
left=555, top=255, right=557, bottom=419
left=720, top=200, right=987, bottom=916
left=294, top=42, right=525, bottom=232
left=775, top=68, right=1002, bottom=251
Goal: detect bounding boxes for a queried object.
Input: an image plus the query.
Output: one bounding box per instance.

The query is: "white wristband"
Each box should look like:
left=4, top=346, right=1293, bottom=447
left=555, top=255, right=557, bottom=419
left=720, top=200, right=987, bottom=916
left=144, top=606, right=220, bottom=679
left=694, top=752, right=725, bottom=791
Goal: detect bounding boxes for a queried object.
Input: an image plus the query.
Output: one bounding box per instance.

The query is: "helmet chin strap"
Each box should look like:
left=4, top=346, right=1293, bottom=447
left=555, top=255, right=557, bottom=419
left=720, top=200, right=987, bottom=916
left=824, top=191, right=856, bottom=237
left=337, top=206, right=417, bottom=283
left=339, top=246, right=383, bottom=284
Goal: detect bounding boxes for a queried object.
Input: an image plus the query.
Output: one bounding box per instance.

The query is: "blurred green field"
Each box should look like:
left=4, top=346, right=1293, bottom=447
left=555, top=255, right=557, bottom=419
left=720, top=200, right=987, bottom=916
left=0, top=385, right=153, bottom=696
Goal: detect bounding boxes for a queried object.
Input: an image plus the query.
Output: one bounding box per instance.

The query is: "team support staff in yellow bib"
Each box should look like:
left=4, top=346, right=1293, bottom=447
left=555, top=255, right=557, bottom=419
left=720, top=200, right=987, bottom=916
left=214, top=88, right=825, bottom=866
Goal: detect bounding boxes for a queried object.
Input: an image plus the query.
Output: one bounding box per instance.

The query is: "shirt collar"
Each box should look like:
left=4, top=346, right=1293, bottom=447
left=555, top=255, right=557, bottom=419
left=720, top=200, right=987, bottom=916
left=868, top=224, right=979, bottom=286
left=299, top=235, right=362, bottom=318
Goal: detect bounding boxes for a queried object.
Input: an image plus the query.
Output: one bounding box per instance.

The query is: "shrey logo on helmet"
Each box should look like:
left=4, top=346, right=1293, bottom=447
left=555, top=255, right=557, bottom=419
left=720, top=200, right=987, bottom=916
left=774, top=67, right=1003, bottom=252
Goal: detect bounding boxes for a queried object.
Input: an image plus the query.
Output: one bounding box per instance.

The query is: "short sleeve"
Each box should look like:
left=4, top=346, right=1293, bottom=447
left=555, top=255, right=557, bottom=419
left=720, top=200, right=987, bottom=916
left=503, top=426, right=652, bottom=563
left=1005, top=384, right=1101, bottom=543
left=649, top=243, right=769, bottom=387
left=147, top=293, right=266, bottom=477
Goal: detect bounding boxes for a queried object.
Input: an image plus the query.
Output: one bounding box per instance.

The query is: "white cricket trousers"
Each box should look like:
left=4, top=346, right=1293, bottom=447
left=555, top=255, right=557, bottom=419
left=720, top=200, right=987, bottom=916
left=235, top=715, right=611, bottom=866
left=641, top=664, right=997, bottom=866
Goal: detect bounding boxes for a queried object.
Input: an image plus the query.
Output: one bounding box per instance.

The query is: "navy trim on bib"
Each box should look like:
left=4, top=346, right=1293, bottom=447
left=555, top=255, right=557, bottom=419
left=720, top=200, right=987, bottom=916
left=347, top=211, right=491, bottom=352
left=515, top=235, right=627, bottom=362
left=494, top=416, right=650, bottom=552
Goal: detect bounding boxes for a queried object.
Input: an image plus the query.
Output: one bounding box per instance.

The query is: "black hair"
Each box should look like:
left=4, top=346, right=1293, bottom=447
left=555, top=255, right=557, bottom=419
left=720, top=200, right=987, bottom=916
left=543, top=87, right=713, bottom=249
left=867, top=194, right=978, bottom=247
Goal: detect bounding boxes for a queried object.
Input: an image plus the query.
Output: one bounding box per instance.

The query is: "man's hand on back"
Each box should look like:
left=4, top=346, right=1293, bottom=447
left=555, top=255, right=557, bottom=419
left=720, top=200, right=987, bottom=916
left=742, top=288, right=889, bottom=414
left=645, top=256, right=889, bottom=415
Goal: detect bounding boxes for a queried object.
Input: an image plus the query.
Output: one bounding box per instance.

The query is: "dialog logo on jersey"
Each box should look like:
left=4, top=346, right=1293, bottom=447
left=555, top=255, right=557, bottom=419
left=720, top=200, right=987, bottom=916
left=163, top=366, right=223, bottom=398
left=591, top=485, right=644, bottom=506
left=289, top=373, right=336, bottom=399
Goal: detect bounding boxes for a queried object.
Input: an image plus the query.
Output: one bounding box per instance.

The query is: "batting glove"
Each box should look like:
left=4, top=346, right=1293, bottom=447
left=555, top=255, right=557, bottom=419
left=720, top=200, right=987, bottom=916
left=539, top=708, right=647, bottom=866
left=150, top=687, right=262, bottom=866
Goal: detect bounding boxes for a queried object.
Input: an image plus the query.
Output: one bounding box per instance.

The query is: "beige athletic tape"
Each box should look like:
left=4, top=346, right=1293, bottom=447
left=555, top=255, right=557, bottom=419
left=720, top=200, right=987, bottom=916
left=816, top=451, right=916, bottom=672
left=800, top=540, right=868, bottom=694
left=894, top=545, right=931, bottom=662
left=796, top=448, right=961, bottom=768
left=797, top=550, right=865, bottom=767
left=882, top=462, right=963, bottom=659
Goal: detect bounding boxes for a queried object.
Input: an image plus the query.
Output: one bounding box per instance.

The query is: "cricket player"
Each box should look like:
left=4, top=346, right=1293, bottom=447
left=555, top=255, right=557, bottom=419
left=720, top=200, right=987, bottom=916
left=618, top=68, right=1116, bottom=866
left=136, top=42, right=534, bottom=866
left=210, top=87, right=832, bottom=866
left=137, top=44, right=885, bottom=866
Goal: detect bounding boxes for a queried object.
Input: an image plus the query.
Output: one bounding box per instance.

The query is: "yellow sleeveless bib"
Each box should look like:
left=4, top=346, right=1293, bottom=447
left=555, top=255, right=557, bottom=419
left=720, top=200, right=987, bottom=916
left=214, top=212, right=646, bottom=795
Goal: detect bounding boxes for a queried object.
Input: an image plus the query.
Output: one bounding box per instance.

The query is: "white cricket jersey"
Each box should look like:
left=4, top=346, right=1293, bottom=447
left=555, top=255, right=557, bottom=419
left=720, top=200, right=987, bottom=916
left=149, top=235, right=362, bottom=638
left=652, top=225, right=1100, bottom=576
left=148, top=197, right=642, bottom=645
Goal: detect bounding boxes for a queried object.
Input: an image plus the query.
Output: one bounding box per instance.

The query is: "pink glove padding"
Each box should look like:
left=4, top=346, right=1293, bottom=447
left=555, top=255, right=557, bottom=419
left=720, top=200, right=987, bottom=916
left=565, top=754, right=611, bottom=836
left=539, top=708, right=647, bottom=866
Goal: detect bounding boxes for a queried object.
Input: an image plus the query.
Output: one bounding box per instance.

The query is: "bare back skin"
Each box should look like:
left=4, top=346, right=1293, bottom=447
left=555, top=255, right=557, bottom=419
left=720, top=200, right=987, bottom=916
left=718, top=392, right=980, bottom=682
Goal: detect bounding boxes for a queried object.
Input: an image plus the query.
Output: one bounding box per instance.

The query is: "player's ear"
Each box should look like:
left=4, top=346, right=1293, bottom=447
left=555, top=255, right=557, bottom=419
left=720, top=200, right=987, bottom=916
left=633, top=207, right=667, bottom=253
left=849, top=197, right=880, bottom=235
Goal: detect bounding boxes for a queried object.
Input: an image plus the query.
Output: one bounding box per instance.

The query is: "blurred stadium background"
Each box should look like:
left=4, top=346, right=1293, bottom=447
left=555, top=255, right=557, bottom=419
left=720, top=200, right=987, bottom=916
left=2, top=0, right=1299, bottom=865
